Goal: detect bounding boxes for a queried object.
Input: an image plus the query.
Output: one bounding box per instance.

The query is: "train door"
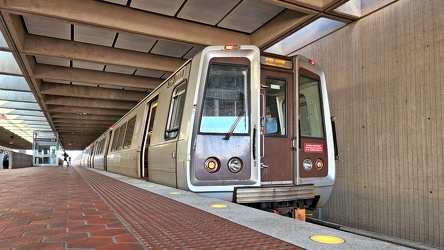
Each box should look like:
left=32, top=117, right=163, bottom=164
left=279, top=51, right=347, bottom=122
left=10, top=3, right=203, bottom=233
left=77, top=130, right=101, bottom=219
left=261, top=68, right=294, bottom=184
left=142, top=99, right=158, bottom=179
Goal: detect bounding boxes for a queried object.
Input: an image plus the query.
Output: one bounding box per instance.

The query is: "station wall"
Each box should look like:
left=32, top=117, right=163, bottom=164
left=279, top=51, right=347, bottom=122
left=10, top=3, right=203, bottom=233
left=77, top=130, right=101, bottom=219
left=297, top=0, right=443, bottom=247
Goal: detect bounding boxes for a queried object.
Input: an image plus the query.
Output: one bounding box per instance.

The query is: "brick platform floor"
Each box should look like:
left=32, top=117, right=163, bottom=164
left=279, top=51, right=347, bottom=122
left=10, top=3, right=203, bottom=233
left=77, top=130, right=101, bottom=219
left=0, top=166, right=143, bottom=250
left=0, top=166, right=302, bottom=249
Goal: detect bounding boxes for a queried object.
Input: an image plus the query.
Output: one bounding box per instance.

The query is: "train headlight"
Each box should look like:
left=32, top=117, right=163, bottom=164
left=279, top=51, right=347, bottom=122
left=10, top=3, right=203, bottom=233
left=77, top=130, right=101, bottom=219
left=228, top=157, right=243, bottom=173
left=303, top=158, right=312, bottom=171
left=315, top=159, right=324, bottom=171
left=204, top=157, right=220, bottom=173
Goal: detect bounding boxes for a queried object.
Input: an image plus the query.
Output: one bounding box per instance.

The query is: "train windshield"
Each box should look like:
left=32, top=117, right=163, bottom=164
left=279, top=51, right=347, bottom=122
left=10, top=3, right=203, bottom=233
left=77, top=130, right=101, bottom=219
left=200, top=63, right=250, bottom=134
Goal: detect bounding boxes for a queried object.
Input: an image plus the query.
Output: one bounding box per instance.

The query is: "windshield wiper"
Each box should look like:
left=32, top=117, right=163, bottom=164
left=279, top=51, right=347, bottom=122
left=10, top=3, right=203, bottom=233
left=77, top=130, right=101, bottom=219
left=223, top=110, right=245, bottom=140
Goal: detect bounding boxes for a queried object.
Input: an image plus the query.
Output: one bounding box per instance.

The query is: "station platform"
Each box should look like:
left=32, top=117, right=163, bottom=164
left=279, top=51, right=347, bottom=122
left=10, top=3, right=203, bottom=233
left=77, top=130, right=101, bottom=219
left=0, top=166, right=410, bottom=250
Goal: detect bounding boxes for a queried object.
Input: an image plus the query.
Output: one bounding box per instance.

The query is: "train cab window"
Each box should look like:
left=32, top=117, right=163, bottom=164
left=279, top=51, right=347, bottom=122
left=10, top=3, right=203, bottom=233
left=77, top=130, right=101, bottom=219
left=123, top=116, right=136, bottom=149
left=166, top=82, right=187, bottom=139
left=299, top=75, right=325, bottom=138
left=200, top=64, right=250, bottom=134
left=264, top=78, right=286, bottom=136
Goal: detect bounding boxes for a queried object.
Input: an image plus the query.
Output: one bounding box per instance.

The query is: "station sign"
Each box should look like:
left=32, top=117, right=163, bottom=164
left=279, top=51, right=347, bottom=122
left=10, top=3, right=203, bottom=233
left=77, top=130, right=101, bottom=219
left=35, top=138, right=57, bottom=142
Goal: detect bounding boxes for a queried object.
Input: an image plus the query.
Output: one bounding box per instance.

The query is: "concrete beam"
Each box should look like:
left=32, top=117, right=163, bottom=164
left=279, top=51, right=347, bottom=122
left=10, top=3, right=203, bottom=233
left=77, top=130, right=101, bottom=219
left=53, top=118, right=112, bottom=125
left=251, top=9, right=315, bottom=49
left=46, top=105, right=128, bottom=116
left=23, top=34, right=186, bottom=72
left=33, top=64, right=163, bottom=90
left=60, top=134, right=101, bottom=141
left=0, top=0, right=250, bottom=46
left=44, top=95, right=136, bottom=110
left=57, top=128, right=114, bottom=134
left=59, top=133, right=106, bottom=139
left=57, top=125, right=109, bottom=132
left=40, top=82, right=147, bottom=102
left=51, top=113, right=120, bottom=121
left=56, top=124, right=109, bottom=130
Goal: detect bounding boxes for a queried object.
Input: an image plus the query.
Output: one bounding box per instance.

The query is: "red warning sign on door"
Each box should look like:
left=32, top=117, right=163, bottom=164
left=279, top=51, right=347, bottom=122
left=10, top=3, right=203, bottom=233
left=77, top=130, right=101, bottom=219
left=304, top=143, right=323, bottom=153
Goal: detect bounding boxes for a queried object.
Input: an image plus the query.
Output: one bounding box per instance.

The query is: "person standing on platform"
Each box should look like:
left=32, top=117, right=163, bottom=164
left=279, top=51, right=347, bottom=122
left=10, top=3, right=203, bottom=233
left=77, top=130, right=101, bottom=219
left=63, top=151, right=70, bottom=167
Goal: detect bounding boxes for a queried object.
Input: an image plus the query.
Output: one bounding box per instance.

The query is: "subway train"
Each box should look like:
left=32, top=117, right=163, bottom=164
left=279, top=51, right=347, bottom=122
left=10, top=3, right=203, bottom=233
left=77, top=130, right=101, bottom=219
left=77, top=45, right=338, bottom=213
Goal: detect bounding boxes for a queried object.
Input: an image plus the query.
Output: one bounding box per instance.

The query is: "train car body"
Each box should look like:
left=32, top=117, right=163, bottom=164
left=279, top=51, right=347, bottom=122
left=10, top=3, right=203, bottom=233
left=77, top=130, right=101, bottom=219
left=91, top=130, right=112, bottom=171
left=78, top=45, right=337, bottom=211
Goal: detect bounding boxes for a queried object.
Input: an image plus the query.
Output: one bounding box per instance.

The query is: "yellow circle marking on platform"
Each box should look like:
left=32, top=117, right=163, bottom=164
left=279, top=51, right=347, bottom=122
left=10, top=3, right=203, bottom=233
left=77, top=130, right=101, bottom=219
left=169, top=191, right=181, bottom=195
left=146, top=185, right=156, bottom=188
left=210, top=204, right=228, bottom=209
left=310, top=235, right=345, bottom=244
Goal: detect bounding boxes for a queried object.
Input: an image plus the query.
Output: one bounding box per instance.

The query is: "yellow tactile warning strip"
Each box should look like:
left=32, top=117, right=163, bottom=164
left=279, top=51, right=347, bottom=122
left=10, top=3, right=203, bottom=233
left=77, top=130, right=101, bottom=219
left=76, top=166, right=303, bottom=249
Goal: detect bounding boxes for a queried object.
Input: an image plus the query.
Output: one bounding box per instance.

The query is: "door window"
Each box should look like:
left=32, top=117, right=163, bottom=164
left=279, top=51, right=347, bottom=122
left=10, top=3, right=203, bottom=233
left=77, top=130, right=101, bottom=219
left=265, top=78, right=286, bottom=136
left=299, top=75, right=325, bottom=138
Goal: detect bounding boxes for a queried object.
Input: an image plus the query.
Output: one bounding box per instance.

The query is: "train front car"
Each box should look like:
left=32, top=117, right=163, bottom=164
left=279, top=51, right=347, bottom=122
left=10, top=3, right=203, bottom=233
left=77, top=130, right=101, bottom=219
left=185, top=45, right=261, bottom=201
left=232, top=54, right=336, bottom=214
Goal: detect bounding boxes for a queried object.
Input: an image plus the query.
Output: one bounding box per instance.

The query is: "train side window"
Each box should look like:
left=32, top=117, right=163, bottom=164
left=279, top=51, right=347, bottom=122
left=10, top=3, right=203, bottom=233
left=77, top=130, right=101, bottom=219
left=98, top=139, right=103, bottom=155
left=123, top=116, right=137, bottom=149
left=299, top=75, right=325, bottom=138
left=117, top=122, right=127, bottom=151
left=96, top=140, right=100, bottom=155
left=111, top=126, right=121, bottom=152
left=101, top=139, right=105, bottom=154
left=101, top=139, right=105, bottom=155
left=165, top=82, right=187, bottom=139
left=264, top=78, right=286, bottom=136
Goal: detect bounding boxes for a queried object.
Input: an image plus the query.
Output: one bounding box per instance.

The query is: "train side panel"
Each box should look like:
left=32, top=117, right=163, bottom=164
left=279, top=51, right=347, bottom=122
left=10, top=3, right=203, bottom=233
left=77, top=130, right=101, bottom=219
left=106, top=103, right=146, bottom=178
left=92, top=130, right=111, bottom=171
left=175, top=53, right=203, bottom=191
left=147, top=62, right=192, bottom=188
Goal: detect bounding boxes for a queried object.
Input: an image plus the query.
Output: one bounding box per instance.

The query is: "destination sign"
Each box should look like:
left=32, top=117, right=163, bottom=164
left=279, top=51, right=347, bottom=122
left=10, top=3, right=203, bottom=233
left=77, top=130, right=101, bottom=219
left=260, top=56, right=293, bottom=69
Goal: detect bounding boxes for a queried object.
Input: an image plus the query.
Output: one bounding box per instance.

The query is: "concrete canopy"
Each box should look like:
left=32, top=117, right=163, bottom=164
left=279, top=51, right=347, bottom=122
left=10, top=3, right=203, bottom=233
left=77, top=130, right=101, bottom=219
left=0, top=0, right=397, bottom=150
